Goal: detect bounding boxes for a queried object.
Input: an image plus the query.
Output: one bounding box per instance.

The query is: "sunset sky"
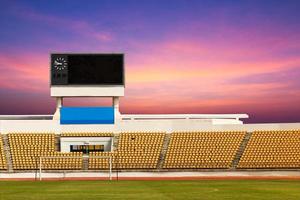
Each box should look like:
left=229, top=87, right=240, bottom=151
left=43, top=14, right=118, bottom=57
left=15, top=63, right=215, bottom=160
left=0, top=0, right=299, bottom=123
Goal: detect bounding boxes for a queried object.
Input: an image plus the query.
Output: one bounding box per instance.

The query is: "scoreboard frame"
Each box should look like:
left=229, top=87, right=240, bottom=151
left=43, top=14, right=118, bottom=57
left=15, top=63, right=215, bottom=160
left=50, top=53, right=125, bottom=97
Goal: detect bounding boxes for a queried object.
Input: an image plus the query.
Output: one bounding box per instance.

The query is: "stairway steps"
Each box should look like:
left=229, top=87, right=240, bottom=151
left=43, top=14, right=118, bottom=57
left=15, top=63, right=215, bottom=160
left=82, top=156, right=89, bottom=170
left=55, top=135, right=60, bottom=151
left=112, top=134, right=119, bottom=151
left=157, top=133, right=171, bottom=169
left=231, top=132, right=252, bottom=168
left=2, top=134, right=13, bottom=172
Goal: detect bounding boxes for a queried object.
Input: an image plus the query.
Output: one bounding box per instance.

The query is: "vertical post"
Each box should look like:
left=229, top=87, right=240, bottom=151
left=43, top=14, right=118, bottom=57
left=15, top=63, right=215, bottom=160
left=109, top=157, right=112, bottom=181
left=53, top=97, right=63, bottom=120
left=111, top=137, right=114, bottom=152
left=116, top=152, right=119, bottom=181
left=113, top=97, right=120, bottom=122
left=39, top=157, right=42, bottom=181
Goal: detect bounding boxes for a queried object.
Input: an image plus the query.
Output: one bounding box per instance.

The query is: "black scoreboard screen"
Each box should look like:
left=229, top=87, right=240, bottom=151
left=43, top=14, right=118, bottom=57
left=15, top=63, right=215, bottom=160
left=51, top=54, right=124, bottom=85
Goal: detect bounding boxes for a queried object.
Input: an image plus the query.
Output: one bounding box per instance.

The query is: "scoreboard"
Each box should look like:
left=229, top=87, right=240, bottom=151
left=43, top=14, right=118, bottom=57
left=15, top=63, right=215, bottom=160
left=51, top=54, right=124, bottom=85
left=50, top=53, right=125, bottom=97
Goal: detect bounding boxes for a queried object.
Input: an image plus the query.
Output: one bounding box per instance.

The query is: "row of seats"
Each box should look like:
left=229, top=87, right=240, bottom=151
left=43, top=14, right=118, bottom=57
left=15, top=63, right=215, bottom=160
left=117, top=132, right=164, bottom=169
left=238, top=130, right=300, bottom=168
left=89, top=132, right=165, bottom=169
left=8, top=133, right=82, bottom=170
left=164, top=131, right=245, bottom=169
left=38, top=152, right=82, bottom=170
left=1, top=131, right=300, bottom=170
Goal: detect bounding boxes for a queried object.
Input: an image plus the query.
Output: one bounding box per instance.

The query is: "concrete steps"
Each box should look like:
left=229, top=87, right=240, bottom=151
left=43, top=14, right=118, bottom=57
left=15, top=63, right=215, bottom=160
left=231, top=132, right=253, bottom=168
left=112, top=133, right=120, bottom=151
left=82, top=156, right=89, bottom=170
left=157, top=133, right=171, bottom=169
left=2, top=134, right=13, bottom=172
left=55, top=135, right=60, bottom=151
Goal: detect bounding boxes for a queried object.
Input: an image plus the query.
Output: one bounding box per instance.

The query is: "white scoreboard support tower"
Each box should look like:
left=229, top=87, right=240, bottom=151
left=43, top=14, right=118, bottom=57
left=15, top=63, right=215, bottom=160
left=51, top=88, right=123, bottom=121
left=50, top=53, right=124, bottom=124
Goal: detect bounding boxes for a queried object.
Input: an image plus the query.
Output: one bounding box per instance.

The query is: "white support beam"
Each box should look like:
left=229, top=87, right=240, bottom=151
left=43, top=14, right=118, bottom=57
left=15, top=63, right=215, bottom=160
left=113, top=97, right=120, bottom=122
left=53, top=97, right=63, bottom=120
left=51, top=86, right=124, bottom=97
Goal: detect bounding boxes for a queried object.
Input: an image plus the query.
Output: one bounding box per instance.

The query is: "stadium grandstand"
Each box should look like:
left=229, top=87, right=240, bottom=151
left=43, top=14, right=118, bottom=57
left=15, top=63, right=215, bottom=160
left=0, top=130, right=300, bottom=174
left=0, top=53, right=299, bottom=180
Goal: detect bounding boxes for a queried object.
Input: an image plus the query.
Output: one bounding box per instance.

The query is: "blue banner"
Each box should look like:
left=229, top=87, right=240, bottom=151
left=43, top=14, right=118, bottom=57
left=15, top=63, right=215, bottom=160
left=60, top=107, right=114, bottom=124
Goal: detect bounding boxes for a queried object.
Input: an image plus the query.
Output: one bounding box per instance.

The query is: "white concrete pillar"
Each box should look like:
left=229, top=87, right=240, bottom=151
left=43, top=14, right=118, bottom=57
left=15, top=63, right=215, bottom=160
left=113, top=97, right=120, bottom=122
left=53, top=97, right=63, bottom=120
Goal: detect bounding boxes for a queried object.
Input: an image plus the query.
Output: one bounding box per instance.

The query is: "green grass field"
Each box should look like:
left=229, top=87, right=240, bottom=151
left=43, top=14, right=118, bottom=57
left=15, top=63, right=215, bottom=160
left=0, top=180, right=299, bottom=200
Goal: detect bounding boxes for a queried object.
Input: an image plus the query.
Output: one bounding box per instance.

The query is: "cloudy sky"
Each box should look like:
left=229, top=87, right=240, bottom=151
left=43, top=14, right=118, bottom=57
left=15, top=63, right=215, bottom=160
left=0, top=0, right=299, bottom=123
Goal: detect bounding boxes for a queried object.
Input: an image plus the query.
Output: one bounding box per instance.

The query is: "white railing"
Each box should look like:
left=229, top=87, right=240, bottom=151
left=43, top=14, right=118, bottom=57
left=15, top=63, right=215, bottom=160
left=121, top=114, right=249, bottom=121
left=0, top=114, right=249, bottom=121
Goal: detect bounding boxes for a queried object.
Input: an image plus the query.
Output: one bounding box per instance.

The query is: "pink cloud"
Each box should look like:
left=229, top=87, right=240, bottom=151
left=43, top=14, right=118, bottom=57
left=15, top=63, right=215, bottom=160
left=0, top=53, right=48, bottom=92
